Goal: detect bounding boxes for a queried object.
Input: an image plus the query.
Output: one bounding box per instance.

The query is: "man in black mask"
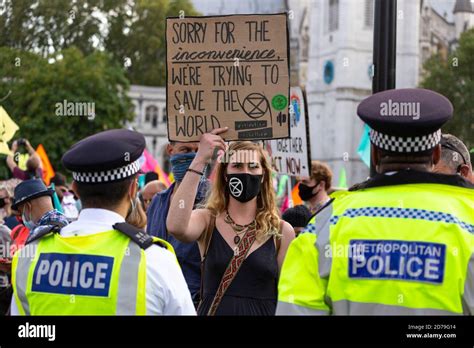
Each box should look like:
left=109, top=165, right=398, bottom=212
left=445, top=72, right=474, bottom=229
left=297, top=160, right=333, bottom=215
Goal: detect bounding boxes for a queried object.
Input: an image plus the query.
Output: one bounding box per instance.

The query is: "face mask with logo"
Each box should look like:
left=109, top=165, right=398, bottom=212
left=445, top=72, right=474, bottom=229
left=298, top=183, right=319, bottom=201
left=226, top=173, right=263, bottom=203
left=170, top=152, right=197, bottom=183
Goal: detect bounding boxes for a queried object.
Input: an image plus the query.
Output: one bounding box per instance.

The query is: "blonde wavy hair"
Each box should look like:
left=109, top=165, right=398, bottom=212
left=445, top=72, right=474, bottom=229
left=205, top=141, right=281, bottom=242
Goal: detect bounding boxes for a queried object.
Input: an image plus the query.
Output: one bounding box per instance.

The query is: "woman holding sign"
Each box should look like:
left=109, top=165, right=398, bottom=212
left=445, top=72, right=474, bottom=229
left=166, top=128, right=294, bottom=315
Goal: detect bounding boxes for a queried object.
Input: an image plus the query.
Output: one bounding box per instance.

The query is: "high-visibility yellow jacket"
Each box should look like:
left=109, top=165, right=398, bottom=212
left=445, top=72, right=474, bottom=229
left=277, top=172, right=474, bottom=315
left=12, top=225, right=174, bottom=315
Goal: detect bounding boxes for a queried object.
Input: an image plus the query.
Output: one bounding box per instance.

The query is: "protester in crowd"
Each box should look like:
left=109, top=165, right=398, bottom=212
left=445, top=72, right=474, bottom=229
left=147, top=141, right=210, bottom=306
left=0, top=223, right=12, bottom=315
left=0, top=180, right=21, bottom=230
left=11, top=129, right=195, bottom=315
left=281, top=204, right=312, bottom=237
left=297, top=160, right=333, bottom=214
left=126, top=192, right=147, bottom=230
left=10, top=179, right=69, bottom=251
left=51, top=173, right=79, bottom=220
left=277, top=88, right=474, bottom=315
left=140, top=180, right=167, bottom=212
left=434, top=133, right=473, bottom=183
left=6, top=139, right=43, bottom=181
left=144, top=171, right=159, bottom=185
left=167, top=130, right=295, bottom=316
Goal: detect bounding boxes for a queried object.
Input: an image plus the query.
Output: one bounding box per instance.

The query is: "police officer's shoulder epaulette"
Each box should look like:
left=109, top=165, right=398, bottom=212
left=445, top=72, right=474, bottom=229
left=113, top=222, right=166, bottom=250
left=26, top=224, right=61, bottom=245
left=302, top=198, right=336, bottom=235
left=151, top=237, right=173, bottom=251
left=310, top=197, right=335, bottom=220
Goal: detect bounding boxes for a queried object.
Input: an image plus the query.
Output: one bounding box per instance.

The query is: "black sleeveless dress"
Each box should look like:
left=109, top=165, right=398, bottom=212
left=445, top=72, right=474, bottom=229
left=197, top=227, right=278, bottom=316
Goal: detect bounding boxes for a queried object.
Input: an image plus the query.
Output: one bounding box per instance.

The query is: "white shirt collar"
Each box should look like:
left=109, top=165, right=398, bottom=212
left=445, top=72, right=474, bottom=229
left=78, top=208, right=125, bottom=224
left=60, top=208, right=125, bottom=237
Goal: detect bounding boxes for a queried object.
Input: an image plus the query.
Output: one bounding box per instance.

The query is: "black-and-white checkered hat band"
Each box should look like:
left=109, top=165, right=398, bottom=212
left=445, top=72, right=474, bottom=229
left=370, top=129, right=441, bottom=153
left=72, top=159, right=141, bottom=183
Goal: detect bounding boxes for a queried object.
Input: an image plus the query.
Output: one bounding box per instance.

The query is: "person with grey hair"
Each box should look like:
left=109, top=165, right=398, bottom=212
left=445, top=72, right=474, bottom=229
left=434, top=133, right=473, bottom=183
left=0, top=179, right=22, bottom=230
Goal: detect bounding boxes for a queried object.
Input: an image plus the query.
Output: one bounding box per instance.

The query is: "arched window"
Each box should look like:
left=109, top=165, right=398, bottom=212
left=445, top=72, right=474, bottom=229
left=364, top=0, right=374, bottom=28
left=328, top=0, right=339, bottom=32
left=162, top=107, right=167, bottom=123
left=145, top=105, right=158, bottom=124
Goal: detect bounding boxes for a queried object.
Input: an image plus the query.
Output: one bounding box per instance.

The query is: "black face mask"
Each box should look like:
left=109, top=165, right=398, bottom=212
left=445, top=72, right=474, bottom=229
left=298, top=183, right=319, bottom=201
left=226, top=173, right=262, bottom=203
left=0, top=199, right=6, bottom=209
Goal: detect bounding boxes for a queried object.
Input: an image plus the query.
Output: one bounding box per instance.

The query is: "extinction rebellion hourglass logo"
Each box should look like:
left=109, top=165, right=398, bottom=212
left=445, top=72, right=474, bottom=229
left=229, top=177, right=243, bottom=198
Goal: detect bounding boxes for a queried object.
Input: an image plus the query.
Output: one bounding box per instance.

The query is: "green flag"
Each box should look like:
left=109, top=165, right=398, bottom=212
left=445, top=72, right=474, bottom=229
left=277, top=175, right=288, bottom=197
left=49, top=183, right=64, bottom=213
left=338, top=167, right=348, bottom=189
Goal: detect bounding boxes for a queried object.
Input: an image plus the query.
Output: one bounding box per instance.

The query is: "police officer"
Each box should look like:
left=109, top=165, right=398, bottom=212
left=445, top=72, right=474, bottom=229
left=11, top=129, right=195, bottom=315
left=277, top=88, right=474, bottom=315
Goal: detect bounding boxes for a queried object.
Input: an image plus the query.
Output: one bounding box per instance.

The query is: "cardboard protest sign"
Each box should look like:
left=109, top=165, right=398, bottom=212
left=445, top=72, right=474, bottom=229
left=166, top=14, right=290, bottom=142
left=264, top=87, right=311, bottom=177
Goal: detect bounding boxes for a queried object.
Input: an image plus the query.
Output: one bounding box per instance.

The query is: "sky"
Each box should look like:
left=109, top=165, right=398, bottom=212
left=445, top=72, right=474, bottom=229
left=430, top=0, right=457, bottom=22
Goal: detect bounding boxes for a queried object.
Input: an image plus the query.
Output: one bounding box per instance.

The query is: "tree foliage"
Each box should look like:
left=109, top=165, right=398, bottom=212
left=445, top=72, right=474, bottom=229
left=0, top=0, right=201, bottom=86
left=0, top=47, right=134, bottom=174
left=0, top=0, right=201, bottom=176
left=105, top=0, right=201, bottom=85
left=420, top=29, right=474, bottom=153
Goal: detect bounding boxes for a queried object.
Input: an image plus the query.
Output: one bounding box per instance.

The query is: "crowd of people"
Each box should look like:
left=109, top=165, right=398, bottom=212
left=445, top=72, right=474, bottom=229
left=0, top=88, right=473, bottom=316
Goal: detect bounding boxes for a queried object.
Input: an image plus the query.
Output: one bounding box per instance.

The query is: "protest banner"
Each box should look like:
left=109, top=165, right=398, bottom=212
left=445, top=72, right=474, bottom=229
left=264, top=87, right=311, bottom=177
left=166, top=14, right=290, bottom=141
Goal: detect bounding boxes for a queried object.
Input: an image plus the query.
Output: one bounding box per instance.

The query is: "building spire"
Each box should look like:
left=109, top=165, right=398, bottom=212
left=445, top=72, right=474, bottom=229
left=453, top=0, right=473, bottom=14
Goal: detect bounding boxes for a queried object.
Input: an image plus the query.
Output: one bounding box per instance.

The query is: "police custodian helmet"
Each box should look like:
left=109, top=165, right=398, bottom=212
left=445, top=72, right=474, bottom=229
left=357, top=88, right=453, bottom=154
left=62, top=129, right=146, bottom=184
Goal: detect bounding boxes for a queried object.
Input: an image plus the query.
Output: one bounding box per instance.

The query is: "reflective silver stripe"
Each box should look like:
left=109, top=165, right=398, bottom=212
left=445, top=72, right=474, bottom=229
left=332, top=300, right=459, bottom=315
left=116, top=241, right=142, bottom=315
left=313, top=204, right=334, bottom=279
left=276, top=301, right=329, bottom=316
left=463, top=253, right=474, bottom=315
left=15, top=243, right=38, bottom=315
